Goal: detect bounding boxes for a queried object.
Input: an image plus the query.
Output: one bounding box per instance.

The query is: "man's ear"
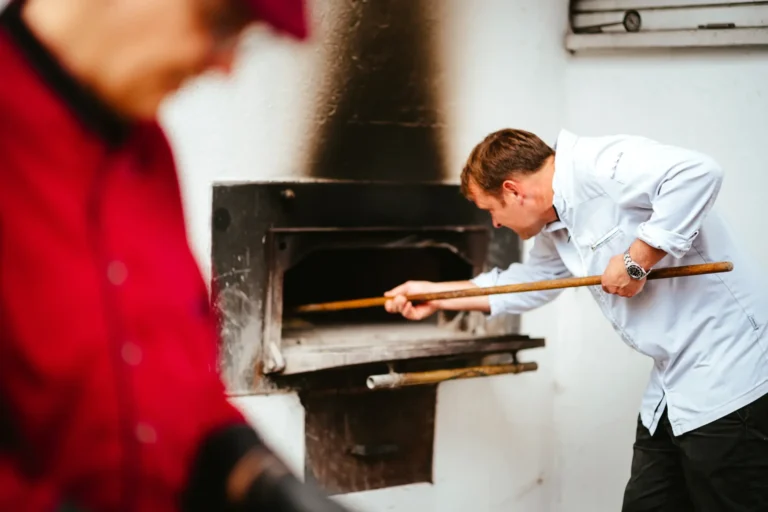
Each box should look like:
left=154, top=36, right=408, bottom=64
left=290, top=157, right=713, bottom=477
left=501, top=179, right=522, bottom=200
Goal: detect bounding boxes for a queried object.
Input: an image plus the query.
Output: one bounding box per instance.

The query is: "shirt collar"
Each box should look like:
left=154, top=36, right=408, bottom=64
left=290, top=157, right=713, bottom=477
left=547, top=128, right=578, bottom=230
left=543, top=218, right=567, bottom=233
left=543, top=202, right=566, bottom=232
left=540, top=129, right=577, bottom=233
left=0, top=0, right=132, bottom=147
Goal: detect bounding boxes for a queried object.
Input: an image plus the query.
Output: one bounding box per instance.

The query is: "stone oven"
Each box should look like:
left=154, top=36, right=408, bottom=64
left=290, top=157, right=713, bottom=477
left=211, top=179, right=544, bottom=493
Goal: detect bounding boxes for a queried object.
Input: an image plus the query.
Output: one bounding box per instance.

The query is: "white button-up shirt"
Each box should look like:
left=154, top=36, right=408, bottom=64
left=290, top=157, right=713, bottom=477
left=471, top=129, right=768, bottom=436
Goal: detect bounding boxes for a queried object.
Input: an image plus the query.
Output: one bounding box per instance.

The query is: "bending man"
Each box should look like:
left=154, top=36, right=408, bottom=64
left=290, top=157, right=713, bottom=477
left=385, top=128, right=768, bottom=511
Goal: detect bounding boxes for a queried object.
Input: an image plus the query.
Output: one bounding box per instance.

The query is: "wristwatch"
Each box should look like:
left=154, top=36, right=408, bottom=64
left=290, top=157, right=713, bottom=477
left=624, top=250, right=650, bottom=280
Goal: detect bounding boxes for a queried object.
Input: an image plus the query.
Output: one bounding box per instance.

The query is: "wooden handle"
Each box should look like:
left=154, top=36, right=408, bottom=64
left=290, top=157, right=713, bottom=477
left=294, top=261, right=733, bottom=313
left=366, top=362, right=539, bottom=390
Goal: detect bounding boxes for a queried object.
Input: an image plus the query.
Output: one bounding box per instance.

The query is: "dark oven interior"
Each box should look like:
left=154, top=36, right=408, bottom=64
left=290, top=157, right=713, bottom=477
left=283, top=244, right=473, bottom=327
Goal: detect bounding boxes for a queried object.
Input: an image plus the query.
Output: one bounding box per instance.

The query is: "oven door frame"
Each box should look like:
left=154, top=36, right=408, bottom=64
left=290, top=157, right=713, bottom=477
left=264, top=225, right=489, bottom=374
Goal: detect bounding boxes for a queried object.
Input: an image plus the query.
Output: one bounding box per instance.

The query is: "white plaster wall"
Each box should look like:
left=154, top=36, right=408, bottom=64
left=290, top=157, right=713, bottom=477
left=160, top=0, right=768, bottom=510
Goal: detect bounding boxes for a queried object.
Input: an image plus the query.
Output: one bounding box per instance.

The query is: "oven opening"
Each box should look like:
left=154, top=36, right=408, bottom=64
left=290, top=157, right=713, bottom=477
left=284, top=246, right=473, bottom=325
left=281, top=245, right=474, bottom=346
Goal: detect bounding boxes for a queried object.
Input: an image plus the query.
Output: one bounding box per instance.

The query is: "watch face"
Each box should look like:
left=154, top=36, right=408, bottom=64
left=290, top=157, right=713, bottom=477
left=627, top=264, right=645, bottom=280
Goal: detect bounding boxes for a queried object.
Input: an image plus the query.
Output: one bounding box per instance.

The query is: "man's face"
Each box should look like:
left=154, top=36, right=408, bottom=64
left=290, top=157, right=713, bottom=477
left=468, top=179, right=546, bottom=240
left=106, top=0, right=251, bottom=120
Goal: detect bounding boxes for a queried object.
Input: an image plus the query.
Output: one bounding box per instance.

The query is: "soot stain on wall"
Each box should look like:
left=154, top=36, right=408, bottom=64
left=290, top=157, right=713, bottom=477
left=308, top=0, right=447, bottom=182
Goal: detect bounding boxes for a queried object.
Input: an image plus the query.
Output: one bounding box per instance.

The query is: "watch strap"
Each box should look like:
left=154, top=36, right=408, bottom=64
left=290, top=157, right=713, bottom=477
left=623, top=250, right=650, bottom=279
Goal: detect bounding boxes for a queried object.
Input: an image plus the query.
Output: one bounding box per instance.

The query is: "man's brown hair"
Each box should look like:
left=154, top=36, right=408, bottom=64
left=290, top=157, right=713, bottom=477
left=460, top=128, right=554, bottom=198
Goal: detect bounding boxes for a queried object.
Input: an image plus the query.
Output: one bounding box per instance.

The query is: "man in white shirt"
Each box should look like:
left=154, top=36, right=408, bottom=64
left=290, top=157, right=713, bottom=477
left=384, top=128, right=768, bottom=511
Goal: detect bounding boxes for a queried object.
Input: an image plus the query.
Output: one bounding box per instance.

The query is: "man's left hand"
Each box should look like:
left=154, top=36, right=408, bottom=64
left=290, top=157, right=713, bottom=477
left=601, top=253, right=645, bottom=297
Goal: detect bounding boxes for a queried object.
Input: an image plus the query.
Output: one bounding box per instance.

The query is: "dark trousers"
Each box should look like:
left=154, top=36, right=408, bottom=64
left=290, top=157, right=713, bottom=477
left=622, top=391, right=768, bottom=511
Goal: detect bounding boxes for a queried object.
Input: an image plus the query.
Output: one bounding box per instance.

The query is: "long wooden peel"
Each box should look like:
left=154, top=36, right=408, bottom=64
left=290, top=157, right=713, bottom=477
left=294, top=261, right=733, bottom=313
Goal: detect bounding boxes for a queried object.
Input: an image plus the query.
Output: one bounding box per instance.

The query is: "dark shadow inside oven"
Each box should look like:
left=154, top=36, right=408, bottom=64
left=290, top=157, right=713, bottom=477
left=282, top=246, right=473, bottom=329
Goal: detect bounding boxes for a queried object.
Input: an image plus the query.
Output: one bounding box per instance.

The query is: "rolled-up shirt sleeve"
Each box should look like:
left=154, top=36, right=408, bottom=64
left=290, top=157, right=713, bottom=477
left=601, top=138, right=724, bottom=259
left=470, top=232, right=571, bottom=317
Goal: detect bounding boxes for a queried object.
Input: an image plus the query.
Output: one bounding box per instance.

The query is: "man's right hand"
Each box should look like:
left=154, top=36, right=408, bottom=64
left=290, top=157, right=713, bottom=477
left=383, top=280, right=441, bottom=320
left=383, top=280, right=491, bottom=319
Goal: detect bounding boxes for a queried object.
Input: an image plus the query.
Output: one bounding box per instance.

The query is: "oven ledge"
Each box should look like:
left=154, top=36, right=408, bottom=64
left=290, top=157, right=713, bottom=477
left=279, top=322, right=543, bottom=375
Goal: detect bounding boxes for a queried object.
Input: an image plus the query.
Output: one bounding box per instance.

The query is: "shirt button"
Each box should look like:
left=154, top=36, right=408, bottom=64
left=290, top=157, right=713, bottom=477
left=135, top=423, right=157, bottom=444
left=107, top=261, right=128, bottom=286
left=121, top=342, right=142, bottom=366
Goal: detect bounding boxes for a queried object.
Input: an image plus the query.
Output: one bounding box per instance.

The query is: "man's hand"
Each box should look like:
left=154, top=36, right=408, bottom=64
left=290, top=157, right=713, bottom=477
left=601, top=240, right=668, bottom=298
left=601, top=253, right=646, bottom=297
left=384, top=280, right=490, bottom=318
left=384, top=281, right=440, bottom=320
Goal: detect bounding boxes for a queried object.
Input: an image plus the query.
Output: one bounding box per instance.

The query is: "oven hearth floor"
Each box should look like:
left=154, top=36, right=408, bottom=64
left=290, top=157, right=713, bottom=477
left=284, top=322, right=478, bottom=347
left=278, top=322, right=543, bottom=375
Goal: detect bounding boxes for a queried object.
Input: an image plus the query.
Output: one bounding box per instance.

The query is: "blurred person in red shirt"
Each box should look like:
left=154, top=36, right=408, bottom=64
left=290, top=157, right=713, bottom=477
left=0, top=1, right=350, bottom=511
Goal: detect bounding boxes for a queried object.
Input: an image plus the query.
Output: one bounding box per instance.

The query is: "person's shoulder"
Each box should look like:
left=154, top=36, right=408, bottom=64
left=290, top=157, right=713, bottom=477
left=554, top=130, right=638, bottom=203
left=566, top=131, right=661, bottom=180
left=571, top=131, right=656, bottom=158
left=136, top=120, right=171, bottom=142
left=134, top=121, right=176, bottom=160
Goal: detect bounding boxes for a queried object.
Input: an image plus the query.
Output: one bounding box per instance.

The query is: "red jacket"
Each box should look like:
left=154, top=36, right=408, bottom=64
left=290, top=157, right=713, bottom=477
left=0, top=5, right=247, bottom=511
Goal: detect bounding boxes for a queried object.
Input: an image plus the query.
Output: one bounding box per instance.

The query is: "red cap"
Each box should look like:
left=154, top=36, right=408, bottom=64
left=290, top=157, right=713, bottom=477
left=243, top=0, right=309, bottom=40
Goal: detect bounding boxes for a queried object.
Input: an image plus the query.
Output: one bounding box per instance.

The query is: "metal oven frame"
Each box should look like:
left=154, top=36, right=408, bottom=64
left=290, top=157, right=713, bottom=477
left=211, top=179, right=544, bottom=395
